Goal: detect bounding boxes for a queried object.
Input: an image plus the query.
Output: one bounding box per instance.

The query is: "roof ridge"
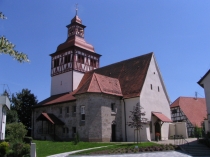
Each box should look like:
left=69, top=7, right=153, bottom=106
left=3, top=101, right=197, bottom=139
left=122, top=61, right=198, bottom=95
left=94, top=52, right=153, bottom=71
left=94, top=73, right=103, bottom=93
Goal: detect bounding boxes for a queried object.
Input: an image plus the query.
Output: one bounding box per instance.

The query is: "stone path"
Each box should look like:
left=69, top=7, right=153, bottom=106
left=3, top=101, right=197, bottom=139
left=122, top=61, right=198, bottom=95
left=49, top=151, right=192, bottom=157
left=47, top=138, right=210, bottom=157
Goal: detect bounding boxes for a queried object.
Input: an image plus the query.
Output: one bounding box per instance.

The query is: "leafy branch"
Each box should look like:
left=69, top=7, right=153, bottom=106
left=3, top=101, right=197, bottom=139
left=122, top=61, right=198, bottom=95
left=0, top=12, right=29, bottom=62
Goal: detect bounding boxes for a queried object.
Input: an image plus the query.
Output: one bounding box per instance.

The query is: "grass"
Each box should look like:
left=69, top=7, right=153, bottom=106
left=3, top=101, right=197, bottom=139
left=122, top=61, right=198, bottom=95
left=73, top=142, right=160, bottom=155
left=33, top=140, right=115, bottom=157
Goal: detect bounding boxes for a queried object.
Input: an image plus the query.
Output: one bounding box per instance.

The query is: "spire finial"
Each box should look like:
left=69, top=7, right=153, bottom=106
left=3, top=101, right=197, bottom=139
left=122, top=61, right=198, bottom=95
left=75, top=4, right=78, bottom=16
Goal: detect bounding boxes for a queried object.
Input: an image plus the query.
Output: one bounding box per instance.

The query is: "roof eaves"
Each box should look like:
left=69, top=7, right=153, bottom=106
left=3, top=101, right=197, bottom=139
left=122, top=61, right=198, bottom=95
left=197, top=69, right=210, bottom=88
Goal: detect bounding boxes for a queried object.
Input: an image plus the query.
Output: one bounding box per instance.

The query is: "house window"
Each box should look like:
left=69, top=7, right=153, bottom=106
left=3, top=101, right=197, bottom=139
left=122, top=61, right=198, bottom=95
left=78, top=55, right=84, bottom=64
left=150, top=84, right=152, bottom=90
left=150, top=121, right=152, bottom=133
left=59, top=108, right=62, bottom=114
left=64, top=54, right=70, bottom=64
left=81, top=106, right=85, bottom=121
left=54, top=58, right=59, bottom=67
left=111, top=103, right=115, bottom=112
left=66, top=107, right=69, bottom=113
left=172, top=109, right=177, bottom=114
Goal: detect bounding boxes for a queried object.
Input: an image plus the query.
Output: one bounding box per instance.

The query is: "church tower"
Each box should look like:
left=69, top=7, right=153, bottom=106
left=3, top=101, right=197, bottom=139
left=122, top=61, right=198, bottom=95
left=50, top=13, right=101, bottom=96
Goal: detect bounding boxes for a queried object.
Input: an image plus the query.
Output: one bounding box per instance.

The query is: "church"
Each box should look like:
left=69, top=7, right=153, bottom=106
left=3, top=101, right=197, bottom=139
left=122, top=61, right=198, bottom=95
left=32, top=13, right=172, bottom=142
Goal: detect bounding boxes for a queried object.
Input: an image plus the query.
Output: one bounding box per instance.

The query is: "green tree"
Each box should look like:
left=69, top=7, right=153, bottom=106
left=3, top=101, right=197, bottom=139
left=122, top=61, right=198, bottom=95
left=11, top=89, right=38, bottom=131
left=6, top=122, right=27, bottom=142
left=6, top=110, right=18, bottom=124
left=0, top=12, right=29, bottom=62
left=127, top=103, right=148, bottom=143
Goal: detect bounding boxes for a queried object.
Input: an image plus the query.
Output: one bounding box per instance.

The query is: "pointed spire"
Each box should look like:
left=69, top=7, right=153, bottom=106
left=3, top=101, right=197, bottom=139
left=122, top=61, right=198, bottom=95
left=75, top=4, right=78, bottom=16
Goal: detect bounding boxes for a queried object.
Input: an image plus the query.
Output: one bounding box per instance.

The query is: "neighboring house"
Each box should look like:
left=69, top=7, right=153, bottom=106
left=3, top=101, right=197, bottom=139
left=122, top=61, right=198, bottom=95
left=0, top=93, right=10, bottom=140
left=170, top=97, right=206, bottom=137
left=198, top=69, right=210, bottom=132
left=32, top=14, right=172, bottom=142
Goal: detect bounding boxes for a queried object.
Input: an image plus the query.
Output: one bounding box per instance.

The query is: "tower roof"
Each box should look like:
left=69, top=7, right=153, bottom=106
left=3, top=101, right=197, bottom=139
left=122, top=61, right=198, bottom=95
left=71, top=15, right=82, bottom=24
left=50, top=14, right=96, bottom=56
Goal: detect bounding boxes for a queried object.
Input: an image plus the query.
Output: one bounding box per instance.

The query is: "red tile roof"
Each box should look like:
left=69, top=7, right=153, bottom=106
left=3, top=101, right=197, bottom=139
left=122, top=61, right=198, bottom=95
left=34, top=91, right=76, bottom=108
left=36, top=113, right=65, bottom=125
left=152, top=112, right=172, bottom=122
left=170, top=97, right=207, bottom=127
left=75, top=73, right=123, bottom=96
left=76, top=52, right=153, bottom=98
left=35, top=52, right=153, bottom=107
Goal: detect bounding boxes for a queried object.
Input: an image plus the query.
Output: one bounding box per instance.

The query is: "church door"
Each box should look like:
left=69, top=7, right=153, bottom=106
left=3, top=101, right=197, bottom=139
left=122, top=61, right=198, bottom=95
left=111, top=124, right=116, bottom=142
left=155, top=122, right=161, bottom=140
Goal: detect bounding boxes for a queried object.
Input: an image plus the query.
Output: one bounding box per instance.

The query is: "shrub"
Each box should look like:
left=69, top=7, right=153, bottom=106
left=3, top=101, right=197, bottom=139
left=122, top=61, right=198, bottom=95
left=0, top=141, right=9, bottom=156
left=6, top=122, right=27, bottom=142
left=194, top=126, right=202, bottom=138
left=10, top=142, right=30, bottom=157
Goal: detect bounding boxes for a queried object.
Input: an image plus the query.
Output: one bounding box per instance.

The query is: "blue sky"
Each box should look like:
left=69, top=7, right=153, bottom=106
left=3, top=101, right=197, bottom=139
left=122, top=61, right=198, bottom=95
left=0, top=1, right=210, bottom=103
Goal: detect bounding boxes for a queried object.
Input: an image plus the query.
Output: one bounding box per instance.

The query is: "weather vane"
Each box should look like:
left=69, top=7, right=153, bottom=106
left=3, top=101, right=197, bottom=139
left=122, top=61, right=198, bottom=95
left=75, top=4, right=78, bottom=16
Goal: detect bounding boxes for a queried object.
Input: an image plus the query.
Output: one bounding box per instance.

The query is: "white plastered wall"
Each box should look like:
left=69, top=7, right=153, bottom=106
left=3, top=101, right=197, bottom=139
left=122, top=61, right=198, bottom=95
left=121, top=97, right=149, bottom=142
left=169, top=122, right=188, bottom=138
left=73, top=71, right=84, bottom=90
left=140, top=55, right=171, bottom=141
left=200, top=73, right=210, bottom=132
left=51, top=71, right=73, bottom=95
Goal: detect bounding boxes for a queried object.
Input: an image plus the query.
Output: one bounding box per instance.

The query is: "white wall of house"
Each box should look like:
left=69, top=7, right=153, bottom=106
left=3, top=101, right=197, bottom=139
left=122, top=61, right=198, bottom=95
left=169, top=122, right=188, bottom=138
left=140, top=55, right=171, bottom=141
left=0, top=96, right=10, bottom=140
left=73, top=71, right=84, bottom=90
left=200, top=73, right=210, bottom=132
left=51, top=71, right=73, bottom=95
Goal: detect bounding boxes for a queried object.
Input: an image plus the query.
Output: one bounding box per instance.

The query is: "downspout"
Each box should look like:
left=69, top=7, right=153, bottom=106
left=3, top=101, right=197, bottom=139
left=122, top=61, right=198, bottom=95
left=123, top=98, right=127, bottom=142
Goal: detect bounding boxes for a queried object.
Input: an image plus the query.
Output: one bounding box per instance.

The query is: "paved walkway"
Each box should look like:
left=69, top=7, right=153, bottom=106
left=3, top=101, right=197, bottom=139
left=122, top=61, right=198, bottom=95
left=47, top=138, right=205, bottom=157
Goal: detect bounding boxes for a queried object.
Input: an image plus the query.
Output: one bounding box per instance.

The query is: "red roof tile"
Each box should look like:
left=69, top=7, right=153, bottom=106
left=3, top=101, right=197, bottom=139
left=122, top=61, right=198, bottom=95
left=76, top=73, right=123, bottom=96
left=36, top=113, right=65, bottom=125
left=76, top=52, right=153, bottom=98
left=170, top=97, right=207, bottom=127
left=34, top=91, right=76, bottom=107
left=152, top=112, right=172, bottom=122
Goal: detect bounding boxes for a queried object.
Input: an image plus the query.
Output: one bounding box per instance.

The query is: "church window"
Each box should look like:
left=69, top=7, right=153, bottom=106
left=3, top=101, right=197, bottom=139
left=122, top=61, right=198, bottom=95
left=64, top=54, right=70, bottom=64
left=78, top=55, right=84, bottom=64
left=54, top=58, right=59, bottom=67
left=81, top=106, right=85, bottom=121
left=66, top=107, right=69, bottom=113
left=150, top=84, right=152, bottom=90
left=158, top=86, right=160, bottom=92
left=111, top=103, right=115, bottom=112
left=59, top=107, right=62, bottom=114
left=90, top=59, right=96, bottom=67
left=150, top=121, right=152, bottom=133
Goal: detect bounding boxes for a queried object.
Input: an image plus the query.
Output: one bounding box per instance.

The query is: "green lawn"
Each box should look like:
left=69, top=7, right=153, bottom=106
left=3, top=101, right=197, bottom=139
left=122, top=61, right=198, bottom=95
left=33, top=140, right=116, bottom=157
